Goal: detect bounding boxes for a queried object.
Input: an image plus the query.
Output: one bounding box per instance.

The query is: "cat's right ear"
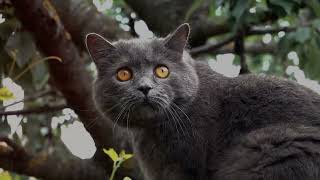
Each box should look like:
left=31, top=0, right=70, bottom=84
left=85, top=33, right=116, bottom=63
left=164, top=23, right=190, bottom=54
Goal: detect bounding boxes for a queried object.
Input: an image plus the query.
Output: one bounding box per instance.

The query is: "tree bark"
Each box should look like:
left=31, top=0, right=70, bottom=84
left=8, top=0, right=120, bottom=179
left=51, top=0, right=131, bottom=51
left=0, top=137, right=107, bottom=180
left=11, top=0, right=112, bottom=150
left=124, top=0, right=230, bottom=46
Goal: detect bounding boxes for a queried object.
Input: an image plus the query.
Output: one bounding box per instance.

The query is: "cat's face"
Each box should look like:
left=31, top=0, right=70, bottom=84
left=86, top=24, right=199, bottom=128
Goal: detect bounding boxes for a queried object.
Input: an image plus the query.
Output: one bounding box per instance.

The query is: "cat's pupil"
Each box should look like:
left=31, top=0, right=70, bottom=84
left=117, top=68, right=132, bottom=81
left=155, top=65, right=169, bottom=78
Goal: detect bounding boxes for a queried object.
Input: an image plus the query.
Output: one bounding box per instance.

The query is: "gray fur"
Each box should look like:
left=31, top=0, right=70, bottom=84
left=86, top=24, right=320, bottom=180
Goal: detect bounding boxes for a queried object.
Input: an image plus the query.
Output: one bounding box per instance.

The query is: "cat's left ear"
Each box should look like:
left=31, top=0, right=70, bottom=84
left=85, top=33, right=116, bottom=64
left=164, top=23, right=190, bottom=54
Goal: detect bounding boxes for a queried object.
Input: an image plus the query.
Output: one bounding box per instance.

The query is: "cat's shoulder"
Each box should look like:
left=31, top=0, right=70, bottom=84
left=229, top=74, right=316, bottom=95
left=231, top=74, right=294, bottom=89
left=193, top=61, right=227, bottom=81
left=221, top=73, right=320, bottom=106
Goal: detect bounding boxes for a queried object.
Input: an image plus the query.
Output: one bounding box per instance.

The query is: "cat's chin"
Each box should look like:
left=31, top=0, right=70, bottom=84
left=133, top=104, right=158, bottom=120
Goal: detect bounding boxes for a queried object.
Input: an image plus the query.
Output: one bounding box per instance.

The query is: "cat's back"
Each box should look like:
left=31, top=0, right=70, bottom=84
left=222, top=74, right=320, bottom=130
left=211, top=74, right=320, bottom=180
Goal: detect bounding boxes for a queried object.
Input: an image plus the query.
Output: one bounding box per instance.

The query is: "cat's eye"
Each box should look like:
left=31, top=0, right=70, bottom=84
left=155, top=65, right=169, bottom=79
left=117, top=68, right=132, bottom=81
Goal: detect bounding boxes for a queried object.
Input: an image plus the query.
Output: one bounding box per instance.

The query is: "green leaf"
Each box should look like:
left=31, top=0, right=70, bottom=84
left=0, top=14, right=19, bottom=40
left=184, top=0, right=205, bottom=21
left=312, top=19, right=320, bottom=29
left=0, top=172, right=12, bottom=180
left=305, top=0, right=320, bottom=17
left=294, top=27, right=311, bottom=43
left=268, top=0, right=297, bottom=15
left=123, top=177, right=132, bottom=180
left=0, top=86, right=15, bottom=101
left=231, top=0, right=249, bottom=19
left=122, top=154, right=133, bottom=160
left=119, top=150, right=133, bottom=160
left=103, top=148, right=119, bottom=162
left=229, top=0, right=254, bottom=29
left=300, top=38, right=320, bottom=80
left=216, top=0, right=224, bottom=6
left=30, top=55, right=49, bottom=90
left=4, top=31, right=36, bottom=68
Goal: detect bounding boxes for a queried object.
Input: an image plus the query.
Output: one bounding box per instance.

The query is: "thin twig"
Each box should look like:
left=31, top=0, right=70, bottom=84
left=247, top=26, right=296, bottom=35
left=234, top=30, right=249, bottom=74
left=0, top=104, right=67, bottom=116
left=14, top=56, right=62, bottom=81
left=190, top=26, right=296, bottom=56
left=190, top=35, right=235, bottom=56
left=212, top=43, right=277, bottom=55
left=0, top=90, right=56, bottom=111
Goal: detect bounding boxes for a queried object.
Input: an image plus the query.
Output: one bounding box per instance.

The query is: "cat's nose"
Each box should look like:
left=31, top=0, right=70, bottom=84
left=137, top=86, right=152, bottom=96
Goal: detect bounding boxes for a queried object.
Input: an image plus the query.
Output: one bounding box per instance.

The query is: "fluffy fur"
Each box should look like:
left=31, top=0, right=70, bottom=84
left=86, top=24, right=320, bottom=180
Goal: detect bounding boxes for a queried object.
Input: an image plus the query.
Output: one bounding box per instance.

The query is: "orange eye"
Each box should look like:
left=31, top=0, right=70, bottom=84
left=155, top=65, right=169, bottom=78
left=117, top=68, right=132, bottom=81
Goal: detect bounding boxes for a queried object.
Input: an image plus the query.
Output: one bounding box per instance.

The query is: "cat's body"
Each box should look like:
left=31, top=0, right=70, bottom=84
left=86, top=24, right=320, bottom=180
left=132, top=62, right=320, bottom=180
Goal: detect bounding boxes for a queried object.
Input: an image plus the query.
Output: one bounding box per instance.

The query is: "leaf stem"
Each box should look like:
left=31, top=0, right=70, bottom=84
left=8, top=57, right=16, bottom=77
left=109, top=161, right=120, bottom=180
left=13, top=56, right=62, bottom=81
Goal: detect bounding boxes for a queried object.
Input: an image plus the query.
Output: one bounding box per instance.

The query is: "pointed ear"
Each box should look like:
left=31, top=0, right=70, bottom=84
left=164, top=23, right=190, bottom=53
left=85, top=33, right=116, bottom=63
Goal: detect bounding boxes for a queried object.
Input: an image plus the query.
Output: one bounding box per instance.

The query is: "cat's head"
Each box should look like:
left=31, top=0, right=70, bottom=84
left=85, top=24, right=199, bottom=128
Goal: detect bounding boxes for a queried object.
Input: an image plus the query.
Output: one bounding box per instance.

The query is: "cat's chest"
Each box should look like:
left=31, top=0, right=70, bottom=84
left=133, top=130, right=207, bottom=167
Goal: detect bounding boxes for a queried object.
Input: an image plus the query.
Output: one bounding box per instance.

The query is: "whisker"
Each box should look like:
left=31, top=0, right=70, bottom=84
left=152, top=98, right=176, bottom=133
left=170, top=105, right=191, bottom=138
left=168, top=106, right=188, bottom=138
left=125, top=102, right=134, bottom=134
left=112, top=99, right=136, bottom=133
left=171, top=102, right=192, bottom=125
left=153, top=97, right=200, bottom=141
left=171, top=102, right=199, bottom=140
left=85, top=97, right=136, bottom=131
left=164, top=103, right=183, bottom=139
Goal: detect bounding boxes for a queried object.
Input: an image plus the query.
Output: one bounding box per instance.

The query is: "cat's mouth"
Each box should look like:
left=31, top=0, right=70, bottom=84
left=121, top=96, right=169, bottom=120
left=139, top=98, right=157, bottom=110
left=142, top=97, right=153, bottom=104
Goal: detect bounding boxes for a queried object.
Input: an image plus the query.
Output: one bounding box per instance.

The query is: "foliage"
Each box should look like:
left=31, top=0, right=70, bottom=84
left=103, top=148, right=133, bottom=180
left=209, top=0, right=320, bottom=80
left=0, top=86, right=14, bottom=101
left=0, top=172, right=12, bottom=180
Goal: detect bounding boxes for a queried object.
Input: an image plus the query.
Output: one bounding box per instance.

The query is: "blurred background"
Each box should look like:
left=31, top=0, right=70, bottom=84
left=0, top=0, right=320, bottom=179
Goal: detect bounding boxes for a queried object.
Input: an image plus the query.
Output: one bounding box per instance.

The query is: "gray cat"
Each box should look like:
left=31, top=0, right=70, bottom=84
left=86, top=24, right=320, bottom=180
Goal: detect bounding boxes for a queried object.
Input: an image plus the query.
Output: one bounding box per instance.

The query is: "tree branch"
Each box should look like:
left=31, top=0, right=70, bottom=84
left=0, top=104, right=67, bottom=116
left=10, top=0, right=112, bottom=149
left=247, top=26, right=296, bottom=35
left=190, top=36, right=235, bottom=56
left=190, top=25, right=296, bottom=57
left=234, top=30, right=249, bottom=74
left=123, top=0, right=295, bottom=47
left=10, top=1, right=139, bottom=179
left=124, top=0, right=230, bottom=46
left=0, top=137, right=107, bottom=180
left=0, top=90, right=56, bottom=111
left=199, top=43, right=278, bottom=55
left=51, top=0, right=131, bottom=51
